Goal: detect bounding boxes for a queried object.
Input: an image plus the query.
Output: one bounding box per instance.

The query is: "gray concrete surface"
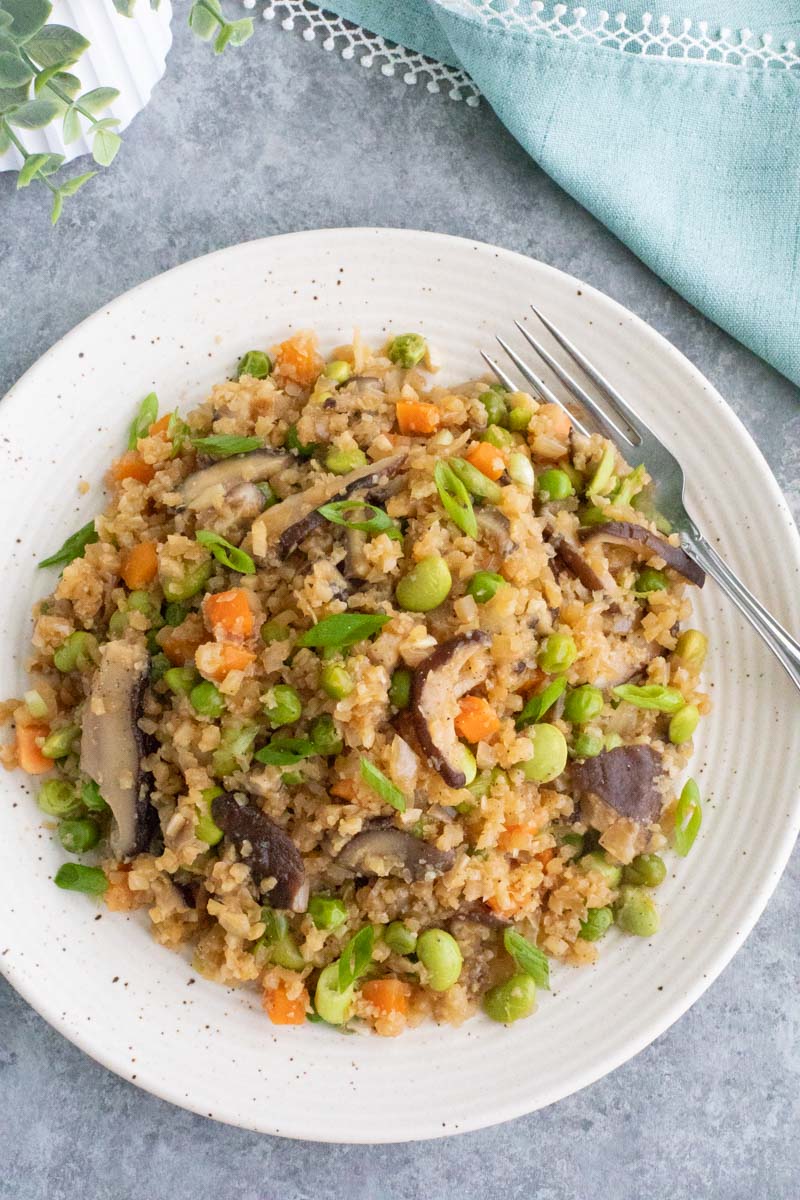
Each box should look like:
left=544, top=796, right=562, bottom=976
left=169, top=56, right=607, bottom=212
left=1, top=12, right=799, bottom=1200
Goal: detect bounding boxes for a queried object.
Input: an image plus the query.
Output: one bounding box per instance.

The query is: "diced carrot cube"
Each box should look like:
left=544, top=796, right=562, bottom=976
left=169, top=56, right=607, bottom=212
left=195, top=641, right=255, bottom=681
left=203, top=588, right=254, bottom=641
left=454, top=695, right=500, bottom=743
left=360, top=977, right=411, bottom=1018
left=15, top=724, right=52, bottom=775
left=396, top=400, right=440, bottom=436
left=274, top=332, right=323, bottom=388
left=498, top=822, right=541, bottom=853
left=148, top=414, right=171, bottom=436
left=120, top=541, right=159, bottom=590
left=263, top=982, right=308, bottom=1025
left=109, top=452, right=155, bottom=486
left=465, top=442, right=505, bottom=481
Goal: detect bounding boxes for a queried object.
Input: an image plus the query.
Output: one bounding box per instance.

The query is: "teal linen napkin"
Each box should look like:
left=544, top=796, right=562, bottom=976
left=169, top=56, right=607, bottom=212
left=322, top=1, right=800, bottom=387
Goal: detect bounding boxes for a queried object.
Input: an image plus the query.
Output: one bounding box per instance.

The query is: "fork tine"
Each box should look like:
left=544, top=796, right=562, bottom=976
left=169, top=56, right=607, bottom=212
left=479, top=350, right=518, bottom=394
left=513, top=320, right=638, bottom=448
left=530, top=305, right=646, bottom=441
left=494, top=336, right=592, bottom=439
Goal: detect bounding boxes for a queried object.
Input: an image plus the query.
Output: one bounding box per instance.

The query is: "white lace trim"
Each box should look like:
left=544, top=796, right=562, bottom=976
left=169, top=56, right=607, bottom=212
left=250, top=1, right=800, bottom=80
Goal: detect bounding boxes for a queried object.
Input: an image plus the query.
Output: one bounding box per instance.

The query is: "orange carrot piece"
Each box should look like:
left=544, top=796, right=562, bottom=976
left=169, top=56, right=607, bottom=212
left=396, top=399, right=440, bottom=436
left=120, top=541, right=158, bottom=590
left=498, top=822, right=541, bottom=853
left=148, top=414, right=171, bottom=436
left=195, top=641, right=255, bottom=681
left=536, top=848, right=556, bottom=868
left=361, top=978, right=410, bottom=1018
left=203, top=588, right=254, bottom=641
left=274, top=332, right=323, bottom=388
left=538, top=403, right=572, bottom=441
left=454, top=695, right=500, bottom=743
left=263, top=982, right=308, bottom=1025
left=15, top=724, right=52, bottom=775
left=465, top=442, right=505, bottom=481
left=330, top=778, right=356, bottom=800
left=110, top=452, right=155, bottom=486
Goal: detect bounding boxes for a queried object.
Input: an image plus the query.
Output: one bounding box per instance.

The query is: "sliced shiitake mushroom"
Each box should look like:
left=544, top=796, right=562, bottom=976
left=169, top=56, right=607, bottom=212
left=80, top=639, right=154, bottom=859
left=578, top=521, right=705, bottom=587
left=571, top=744, right=662, bottom=824
left=336, top=824, right=455, bottom=882
left=409, top=630, right=492, bottom=788
left=545, top=529, right=611, bottom=593
left=180, top=449, right=290, bottom=511
left=211, top=793, right=308, bottom=911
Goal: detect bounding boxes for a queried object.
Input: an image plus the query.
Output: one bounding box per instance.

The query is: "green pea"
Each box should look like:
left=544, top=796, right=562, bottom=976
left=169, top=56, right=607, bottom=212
left=281, top=770, right=305, bottom=787
left=149, top=652, right=170, bottom=683
left=41, top=725, right=80, bottom=760
left=635, top=567, right=668, bottom=594
left=37, top=780, right=81, bottom=818
left=478, top=389, right=509, bottom=427
left=164, top=601, right=191, bottom=626
left=508, top=406, right=532, bottom=432
left=162, top=559, right=212, bottom=603
left=81, top=781, right=109, bottom=813
left=315, top=961, right=355, bottom=1025
left=236, top=350, right=272, bottom=379
left=623, top=853, right=667, bottom=888
left=572, top=732, right=603, bottom=759
left=480, top=425, right=515, bottom=451
left=674, top=629, right=708, bottom=669
left=58, top=818, right=100, bottom=854
left=108, top=610, right=128, bottom=637
left=579, top=504, right=609, bottom=527
left=448, top=457, right=504, bottom=504
left=467, top=571, right=506, bottom=604
left=310, top=713, right=343, bottom=757
left=53, top=631, right=100, bottom=673
left=416, top=928, right=463, bottom=991
left=308, top=896, right=348, bottom=930
left=127, top=590, right=163, bottom=627
left=615, top=885, right=660, bottom=937
left=537, top=468, right=574, bottom=501
left=395, top=555, right=452, bottom=612
left=668, top=704, right=700, bottom=746
left=211, top=721, right=258, bottom=777
left=604, top=732, right=624, bottom=750
left=578, top=906, right=614, bottom=942
left=264, top=684, right=302, bottom=728
left=564, top=685, right=603, bottom=724
left=521, top=723, right=568, bottom=783
left=259, top=907, right=305, bottom=970
left=190, top=680, right=225, bottom=718
left=537, top=632, right=577, bottom=674
left=260, top=619, right=292, bottom=644
left=195, top=785, right=224, bottom=846
left=579, top=850, right=622, bottom=889
left=163, top=667, right=197, bottom=696
left=320, top=663, right=354, bottom=700
left=325, top=446, right=368, bottom=475
left=387, top=333, right=427, bottom=369
left=284, top=424, right=317, bottom=459
left=54, top=863, right=108, bottom=895
left=384, top=921, right=418, bottom=956
left=388, top=667, right=412, bottom=709
left=482, top=973, right=537, bottom=1023
left=324, top=359, right=352, bottom=384
left=507, top=451, right=535, bottom=490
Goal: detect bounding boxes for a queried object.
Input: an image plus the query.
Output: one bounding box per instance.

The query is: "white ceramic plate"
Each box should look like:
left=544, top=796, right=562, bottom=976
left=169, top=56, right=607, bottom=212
left=1, top=229, right=799, bottom=1143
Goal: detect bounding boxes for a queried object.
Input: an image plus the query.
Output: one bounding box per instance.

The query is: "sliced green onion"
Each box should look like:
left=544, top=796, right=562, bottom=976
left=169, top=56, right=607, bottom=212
left=337, top=925, right=375, bottom=992
left=515, top=675, right=567, bottom=729
left=167, top=411, right=190, bottom=456
left=612, top=684, right=685, bottom=713
left=503, top=928, right=551, bottom=989
left=54, top=863, right=108, bottom=895
left=587, top=443, right=616, bottom=497
left=433, top=461, right=478, bottom=539
left=236, top=350, right=272, bottom=379
left=195, top=530, right=255, bottom=575
left=318, top=499, right=402, bottom=542
left=254, top=736, right=315, bottom=766
left=359, top=757, right=406, bottom=812
left=674, top=778, right=702, bottom=856
left=39, top=520, right=99, bottom=569
left=190, top=434, right=263, bottom=458
left=24, top=689, right=49, bottom=719
left=296, top=612, right=389, bottom=649
left=613, top=464, right=647, bottom=507
left=127, top=392, right=158, bottom=449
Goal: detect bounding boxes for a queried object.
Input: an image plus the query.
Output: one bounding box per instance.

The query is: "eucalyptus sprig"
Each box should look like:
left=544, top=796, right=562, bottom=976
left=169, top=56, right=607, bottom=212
left=0, top=0, right=253, bottom=224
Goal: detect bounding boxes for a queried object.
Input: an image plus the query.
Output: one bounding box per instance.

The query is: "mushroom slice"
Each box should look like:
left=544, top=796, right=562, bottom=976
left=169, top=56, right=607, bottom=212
left=252, top=452, right=407, bottom=558
left=578, top=521, right=705, bottom=587
left=546, top=530, right=612, bottom=594
left=410, top=631, right=492, bottom=788
left=180, top=450, right=290, bottom=511
left=80, top=639, right=153, bottom=860
left=450, top=901, right=512, bottom=929
left=571, top=744, right=662, bottom=825
left=336, top=825, right=455, bottom=882
left=211, top=793, right=308, bottom=911
left=475, top=507, right=517, bottom=557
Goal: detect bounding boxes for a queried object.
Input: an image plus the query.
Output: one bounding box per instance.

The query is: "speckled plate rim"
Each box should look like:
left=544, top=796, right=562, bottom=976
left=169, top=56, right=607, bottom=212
left=1, top=228, right=799, bottom=1143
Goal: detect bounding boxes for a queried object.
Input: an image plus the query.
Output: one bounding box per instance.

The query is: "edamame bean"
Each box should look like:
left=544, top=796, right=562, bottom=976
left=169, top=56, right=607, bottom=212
left=384, top=921, right=418, bottom=956
left=669, top=704, right=700, bottom=745
left=161, top=559, right=212, bottom=603
left=482, top=973, right=537, bottom=1023
left=395, top=555, right=452, bottom=612
left=416, top=928, right=463, bottom=991
left=564, top=685, right=603, bottom=724
left=478, top=390, right=509, bottom=427
left=325, top=446, right=367, bottom=475
left=387, top=333, right=427, bottom=369
left=467, top=571, right=506, bottom=604
left=58, top=818, right=100, bottom=854
left=320, top=663, right=354, bottom=700
left=537, top=632, right=577, bottom=674
left=264, top=684, right=302, bottom=728
left=315, top=961, right=355, bottom=1024
left=622, top=853, right=666, bottom=888
left=388, top=667, right=412, bottom=709
left=236, top=350, right=272, bottom=379
left=41, top=725, right=80, bottom=759
left=572, top=732, right=603, bottom=759
left=615, top=885, right=660, bottom=936
left=537, top=468, right=574, bottom=501
left=37, top=780, right=81, bottom=818
left=310, top=713, right=343, bottom=757
left=521, top=723, right=568, bottom=783
left=578, top=906, right=614, bottom=942
left=579, top=850, right=622, bottom=889
left=674, top=629, right=708, bottom=669
left=324, top=360, right=352, bottom=384
left=635, top=567, right=668, bottom=593
left=190, top=680, right=225, bottom=718
left=508, top=406, right=532, bottom=432
left=308, top=896, right=348, bottom=930
left=53, top=631, right=99, bottom=673
left=127, top=590, right=163, bottom=626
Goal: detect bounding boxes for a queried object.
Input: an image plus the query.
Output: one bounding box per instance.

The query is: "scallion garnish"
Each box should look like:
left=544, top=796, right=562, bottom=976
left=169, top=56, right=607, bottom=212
left=359, top=757, right=406, bottom=812
left=673, top=778, right=702, bottom=856
left=254, top=737, right=315, bottom=766
left=195, top=530, right=255, bottom=574
left=39, top=520, right=99, bottom=570
left=503, top=929, right=551, bottom=989
left=127, top=392, right=158, bottom=449
left=337, top=925, right=374, bottom=992
left=191, top=434, right=263, bottom=458
left=515, top=675, right=568, bottom=729
left=296, top=612, right=389, bottom=649
left=317, top=499, right=402, bottom=542
left=433, top=460, right=478, bottom=539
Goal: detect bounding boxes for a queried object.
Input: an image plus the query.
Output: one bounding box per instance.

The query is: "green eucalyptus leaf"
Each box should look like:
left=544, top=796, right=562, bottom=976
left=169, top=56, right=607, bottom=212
left=58, top=169, right=95, bottom=196
left=50, top=188, right=63, bottom=224
left=7, top=96, right=60, bottom=127
left=90, top=115, right=120, bottom=131
left=214, top=23, right=234, bottom=53
left=0, top=0, right=52, bottom=44
left=92, top=126, right=121, bottom=166
left=33, top=61, right=68, bottom=94
left=53, top=70, right=80, bottom=97
left=38, top=149, right=63, bottom=175
left=0, top=32, right=20, bottom=56
left=0, top=121, right=11, bottom=153
left=62, top=103, right=80, bottom=144
left=0, top=14, right=13, bottom=33
left=0, top=80, right=30, bottom=113
left=25, top=24, right=89, bottom=68
left=78, top=86, right=119, bottom=114
left=228, top=18, right=253, bottom=46
left=0, top=51, right=33, bottom=87
left=16, top=150, right=51, bottom=187
left=188, top=2, right=220, bottom=40
left=112, top=0, right=137, bottom=14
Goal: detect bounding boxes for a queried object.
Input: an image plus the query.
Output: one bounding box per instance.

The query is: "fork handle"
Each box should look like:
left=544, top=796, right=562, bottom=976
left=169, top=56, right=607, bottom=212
left=682, top=530, right=800, bottom=692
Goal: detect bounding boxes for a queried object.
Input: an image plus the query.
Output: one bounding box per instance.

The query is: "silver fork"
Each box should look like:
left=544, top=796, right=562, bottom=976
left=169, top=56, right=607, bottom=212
left=484, top=306, right=800, bottom=691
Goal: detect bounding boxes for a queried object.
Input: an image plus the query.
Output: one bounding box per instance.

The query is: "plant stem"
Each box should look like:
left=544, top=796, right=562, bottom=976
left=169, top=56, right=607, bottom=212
left=1, top=120, right=58, bottom=191
left=18, top=48, right=107, bottom=127
left=196, top=0, right=226, bottom=29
